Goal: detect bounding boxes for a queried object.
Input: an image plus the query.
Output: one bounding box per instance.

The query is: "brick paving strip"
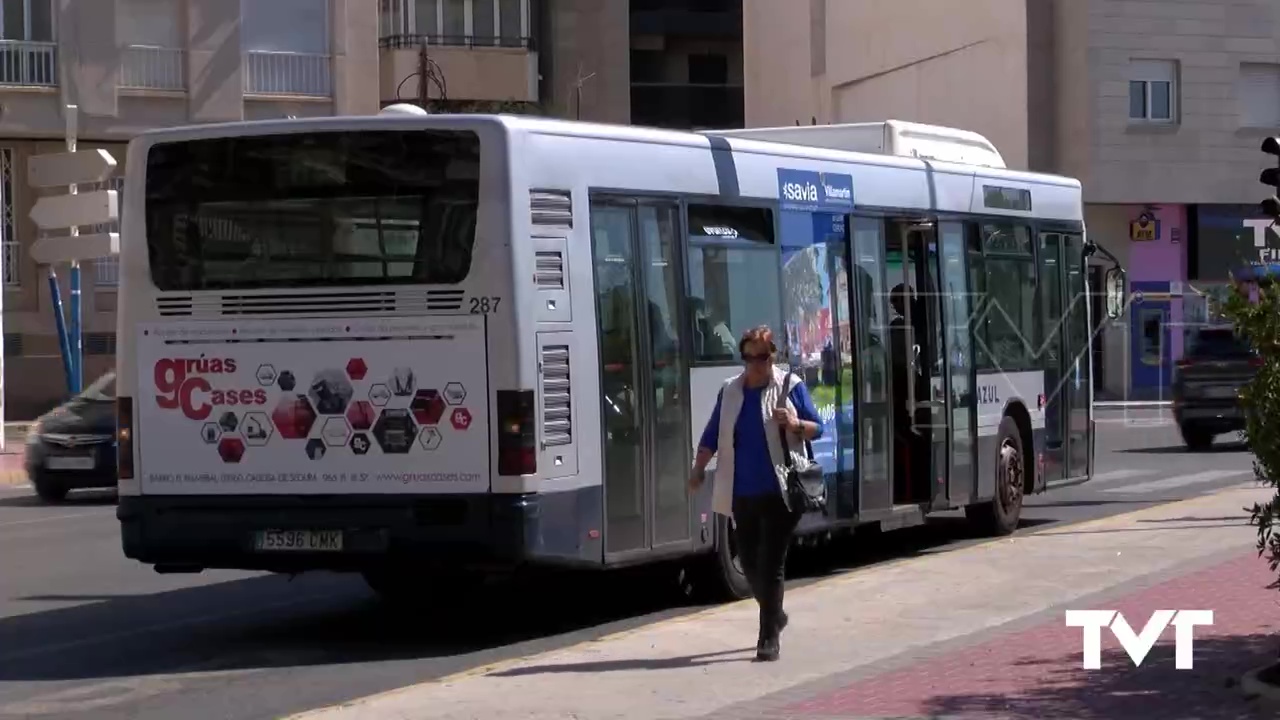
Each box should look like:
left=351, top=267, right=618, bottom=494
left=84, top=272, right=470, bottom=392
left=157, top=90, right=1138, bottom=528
left=290, top=483, right=1274, bottom=720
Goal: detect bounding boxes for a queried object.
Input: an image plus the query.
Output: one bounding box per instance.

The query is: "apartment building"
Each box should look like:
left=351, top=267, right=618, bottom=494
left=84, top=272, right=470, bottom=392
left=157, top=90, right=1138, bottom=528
left=1, top=0, right=379, bottom=418
left=377, top=0, right=744, bottom=128
left=744, top=0, right=1280, bottom=401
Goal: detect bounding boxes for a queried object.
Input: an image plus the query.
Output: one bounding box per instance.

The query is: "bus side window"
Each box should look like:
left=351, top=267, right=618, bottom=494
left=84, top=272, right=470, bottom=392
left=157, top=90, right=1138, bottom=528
left=685, top=204, right=781, bottom=363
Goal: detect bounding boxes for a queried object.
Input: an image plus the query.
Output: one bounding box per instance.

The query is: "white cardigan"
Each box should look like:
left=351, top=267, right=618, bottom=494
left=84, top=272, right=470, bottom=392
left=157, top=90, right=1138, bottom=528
left=711, top=366, right=808, bottom=518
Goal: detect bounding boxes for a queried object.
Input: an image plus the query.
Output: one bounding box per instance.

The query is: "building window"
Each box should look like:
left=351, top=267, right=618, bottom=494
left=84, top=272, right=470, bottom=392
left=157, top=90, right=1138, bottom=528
left=378, top=0, right=529, bottom=48
left=0, top=148, right=16, bottom=288
left=1128, top=59, right=1176, bottom=123
left=0, top=0, right=53, bottom=41
left=118, top=0, right=185, bottom=91
left=241, top=0, right=331, bottom=96
left=688, top=53, right=729, bottom=85
left=0, top=0, right=54, bottom=86
left=1238, top=63, right=1280, bottom=129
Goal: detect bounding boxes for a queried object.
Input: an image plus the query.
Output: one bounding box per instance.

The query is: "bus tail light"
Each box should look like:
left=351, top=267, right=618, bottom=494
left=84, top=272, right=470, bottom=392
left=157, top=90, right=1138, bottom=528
left=117, top=396, right=135, bottom=480
left=496, top=390, right=537, bottom=476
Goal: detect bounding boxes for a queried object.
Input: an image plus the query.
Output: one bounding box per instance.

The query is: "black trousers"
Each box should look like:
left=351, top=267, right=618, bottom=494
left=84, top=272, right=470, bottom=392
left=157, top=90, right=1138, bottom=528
left=732, top=492, right=800, bottom=640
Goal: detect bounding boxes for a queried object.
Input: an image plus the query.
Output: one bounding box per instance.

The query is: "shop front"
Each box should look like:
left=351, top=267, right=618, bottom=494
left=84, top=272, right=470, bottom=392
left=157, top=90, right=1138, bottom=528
left=1124, top=205, right=1187, bottom=399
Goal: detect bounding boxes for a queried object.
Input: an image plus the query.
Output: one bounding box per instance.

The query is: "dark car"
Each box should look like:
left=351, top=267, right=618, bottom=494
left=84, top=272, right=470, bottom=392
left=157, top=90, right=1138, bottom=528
left=24, top=372, right=117, bottom=502
left=1172, top=328, right=1261, bottom=450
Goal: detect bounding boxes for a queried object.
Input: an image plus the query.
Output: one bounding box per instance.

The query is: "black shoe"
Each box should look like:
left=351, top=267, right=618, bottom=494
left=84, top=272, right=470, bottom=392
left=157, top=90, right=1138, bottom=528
left=755, top=636, right=780, bottom=662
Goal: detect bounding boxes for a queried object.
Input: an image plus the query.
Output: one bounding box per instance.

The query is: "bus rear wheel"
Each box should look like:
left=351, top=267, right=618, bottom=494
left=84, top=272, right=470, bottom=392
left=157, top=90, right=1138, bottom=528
left=965, top=416, right=1024, bottom=537
left=691, top=515, right=752, bottom=602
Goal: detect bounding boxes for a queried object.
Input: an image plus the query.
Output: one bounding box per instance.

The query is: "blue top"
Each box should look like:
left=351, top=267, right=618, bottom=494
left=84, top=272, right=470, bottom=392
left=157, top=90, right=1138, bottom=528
left=698, top=378, right=824, bottom=498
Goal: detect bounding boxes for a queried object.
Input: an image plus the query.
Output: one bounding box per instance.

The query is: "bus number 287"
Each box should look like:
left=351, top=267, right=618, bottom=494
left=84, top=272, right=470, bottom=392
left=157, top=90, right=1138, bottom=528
left=470, top=297, right=501, bottom=314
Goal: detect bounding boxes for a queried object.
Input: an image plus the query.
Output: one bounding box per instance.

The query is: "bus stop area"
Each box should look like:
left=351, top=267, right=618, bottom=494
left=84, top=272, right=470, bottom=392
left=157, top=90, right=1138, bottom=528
left=292, top=483, right=1279, bottom=720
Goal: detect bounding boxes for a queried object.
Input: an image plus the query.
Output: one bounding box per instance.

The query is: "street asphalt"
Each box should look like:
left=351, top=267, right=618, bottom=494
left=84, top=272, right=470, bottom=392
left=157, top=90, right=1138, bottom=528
left=0, top=407, right=1260, bottom=720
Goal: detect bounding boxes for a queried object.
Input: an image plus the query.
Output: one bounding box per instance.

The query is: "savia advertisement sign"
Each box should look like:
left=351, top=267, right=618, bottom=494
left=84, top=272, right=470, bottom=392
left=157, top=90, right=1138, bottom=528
left=777, top=168, right=854, bottom=213
left=136, top=315, right=489, bottom=494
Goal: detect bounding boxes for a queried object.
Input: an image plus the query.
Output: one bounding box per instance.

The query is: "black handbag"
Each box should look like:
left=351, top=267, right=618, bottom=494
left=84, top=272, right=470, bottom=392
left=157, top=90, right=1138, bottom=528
left=777, top=376, right=827, bottom=514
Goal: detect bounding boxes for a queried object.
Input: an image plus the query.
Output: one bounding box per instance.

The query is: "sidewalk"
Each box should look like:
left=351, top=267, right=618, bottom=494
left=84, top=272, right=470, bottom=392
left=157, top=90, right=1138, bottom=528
left=293, top=482, right=1279, bottom=720
left=0, top=424, right=30, bottom=485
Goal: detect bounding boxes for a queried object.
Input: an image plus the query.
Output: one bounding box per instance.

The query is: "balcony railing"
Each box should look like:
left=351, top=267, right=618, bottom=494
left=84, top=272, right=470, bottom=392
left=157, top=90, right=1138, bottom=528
left=379, top=34, right=533, bottom=50
left=94, top=257, right=119, bottom=287
left=120, top=45, right=185, bottom=91
left=244, top=51, right=331, bottom=97
left=0, top=40, right=56, bottom=87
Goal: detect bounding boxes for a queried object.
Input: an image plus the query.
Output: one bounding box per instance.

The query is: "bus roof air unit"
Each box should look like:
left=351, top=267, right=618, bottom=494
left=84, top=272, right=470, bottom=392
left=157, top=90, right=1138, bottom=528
left=701, top=119, right=1006, bottom=169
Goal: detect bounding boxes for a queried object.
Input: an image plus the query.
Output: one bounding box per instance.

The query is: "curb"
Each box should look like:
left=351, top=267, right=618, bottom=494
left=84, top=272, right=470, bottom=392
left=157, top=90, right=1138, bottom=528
left=1242, top=662, right=1280, bottom=707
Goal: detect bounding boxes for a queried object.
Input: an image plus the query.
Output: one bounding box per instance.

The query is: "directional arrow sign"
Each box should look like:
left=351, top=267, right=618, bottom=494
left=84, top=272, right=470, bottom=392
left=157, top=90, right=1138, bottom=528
left=29, top=190, right=117, bottom=230
left=27, top=149, right=117, bottom=188
left=29, top=232, right=118, bottom=264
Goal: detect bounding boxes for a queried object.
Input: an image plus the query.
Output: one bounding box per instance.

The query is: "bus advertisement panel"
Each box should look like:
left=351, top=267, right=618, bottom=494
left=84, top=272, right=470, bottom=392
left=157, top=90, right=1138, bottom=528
left=134, top=315, right=489, bottom=494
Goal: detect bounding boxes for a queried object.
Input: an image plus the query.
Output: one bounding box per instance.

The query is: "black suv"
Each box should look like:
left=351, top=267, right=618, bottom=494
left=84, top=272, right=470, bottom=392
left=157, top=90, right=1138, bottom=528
left=1172, top=327, right=1260, bottom=450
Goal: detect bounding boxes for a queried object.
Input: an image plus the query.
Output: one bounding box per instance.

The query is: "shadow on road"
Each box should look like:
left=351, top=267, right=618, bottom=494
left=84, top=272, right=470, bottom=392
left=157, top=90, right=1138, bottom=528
left=0, top=491, right=115, bottom=509
left=922, top=633, right=1279, bottom=719
left=0, top=512, right=1057, bottom=685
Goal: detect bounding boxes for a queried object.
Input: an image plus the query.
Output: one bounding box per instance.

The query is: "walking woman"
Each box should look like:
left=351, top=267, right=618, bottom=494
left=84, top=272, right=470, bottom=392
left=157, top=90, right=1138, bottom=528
left=687, top=325, right=824, bottom=661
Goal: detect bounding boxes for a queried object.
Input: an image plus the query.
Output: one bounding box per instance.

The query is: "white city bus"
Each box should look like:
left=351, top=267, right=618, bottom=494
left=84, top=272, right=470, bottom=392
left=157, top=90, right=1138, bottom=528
left=114, top=112, right=1121, bottom=600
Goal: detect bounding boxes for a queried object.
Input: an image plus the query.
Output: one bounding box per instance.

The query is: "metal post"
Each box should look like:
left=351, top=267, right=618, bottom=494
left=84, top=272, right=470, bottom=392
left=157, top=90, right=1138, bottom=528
left=48, top=270, right=72, bottom=394
left=65, top=105, right=81, bottom=393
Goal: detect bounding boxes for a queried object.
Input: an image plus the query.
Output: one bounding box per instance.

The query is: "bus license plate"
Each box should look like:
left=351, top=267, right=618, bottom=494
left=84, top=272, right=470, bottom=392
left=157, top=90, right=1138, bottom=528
left=254, top=530, right=343, bottom=552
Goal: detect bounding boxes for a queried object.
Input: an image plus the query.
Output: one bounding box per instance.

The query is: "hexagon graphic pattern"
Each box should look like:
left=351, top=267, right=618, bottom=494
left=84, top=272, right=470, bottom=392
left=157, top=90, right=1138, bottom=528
left=305, top=438, right=327, bottom=461
left=368, top=384, right=391, bottom=407
left=277, top=370, right=297, bottom=392
left=218, top=411, right=239, bottom=433
left=419, top=426, right=442, bottom=451
left=451, top=407, right=473, bottom=431
left=242, top=411, right=273, bottom=447
left=256, top=364, right=278, bottom=386
left=272, top=395, right=317, bottom=440
left=218, top=436, right=246, bottom=463
left=409, top=389, right=446, bottom=426
left=201, top=422, right=221, bottom=445
left=346, top=400, right=376, bottom=431
left=346, top=358, right=368, bottom=381
left=443, top=382, right=467, bottom=406
left=349, top=432, right=372, bottom=455
left=390, top=367, right=416, bottom=397
left=322, top=417, right=352, bottom=447
left=372, top=408, right=417, bottom=454
left=308, top=369, right=354, bottom=415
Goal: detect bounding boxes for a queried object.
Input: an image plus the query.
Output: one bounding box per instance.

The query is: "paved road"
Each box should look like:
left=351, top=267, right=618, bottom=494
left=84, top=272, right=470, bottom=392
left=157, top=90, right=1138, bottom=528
left=0, top=409, right=1257, bottom=720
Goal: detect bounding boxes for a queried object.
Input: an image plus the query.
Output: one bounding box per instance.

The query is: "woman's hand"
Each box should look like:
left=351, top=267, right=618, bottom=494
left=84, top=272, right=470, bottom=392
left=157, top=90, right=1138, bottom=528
left=688, top=465, right=706, bottom=492
left=772, top=406, right=799, bottom=430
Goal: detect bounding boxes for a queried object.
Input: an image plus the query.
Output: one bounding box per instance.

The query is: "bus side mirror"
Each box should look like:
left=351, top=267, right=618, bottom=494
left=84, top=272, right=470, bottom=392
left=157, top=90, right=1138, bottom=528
left=1104, top=267, right=1126, bottom=319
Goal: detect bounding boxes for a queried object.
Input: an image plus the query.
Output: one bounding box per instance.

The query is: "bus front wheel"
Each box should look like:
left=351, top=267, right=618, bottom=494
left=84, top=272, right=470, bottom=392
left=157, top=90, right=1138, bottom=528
left=965, top=416, right=1025, bottom=537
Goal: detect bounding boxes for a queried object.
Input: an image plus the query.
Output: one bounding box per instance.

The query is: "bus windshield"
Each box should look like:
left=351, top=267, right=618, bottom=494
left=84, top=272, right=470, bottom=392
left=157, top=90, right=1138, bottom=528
left=143, top=129, right=481, bottom=291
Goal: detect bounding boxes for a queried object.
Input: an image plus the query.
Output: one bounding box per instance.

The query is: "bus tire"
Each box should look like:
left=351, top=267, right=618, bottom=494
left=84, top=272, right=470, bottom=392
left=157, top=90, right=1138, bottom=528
left=965, top=416, right=1024, bottom=537
left=693, top=515, right=752, bottom=602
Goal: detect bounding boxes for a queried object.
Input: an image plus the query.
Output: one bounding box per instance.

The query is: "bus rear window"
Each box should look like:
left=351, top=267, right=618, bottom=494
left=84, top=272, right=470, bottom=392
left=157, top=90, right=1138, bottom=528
left=143, top=129, right=481, bottom=291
